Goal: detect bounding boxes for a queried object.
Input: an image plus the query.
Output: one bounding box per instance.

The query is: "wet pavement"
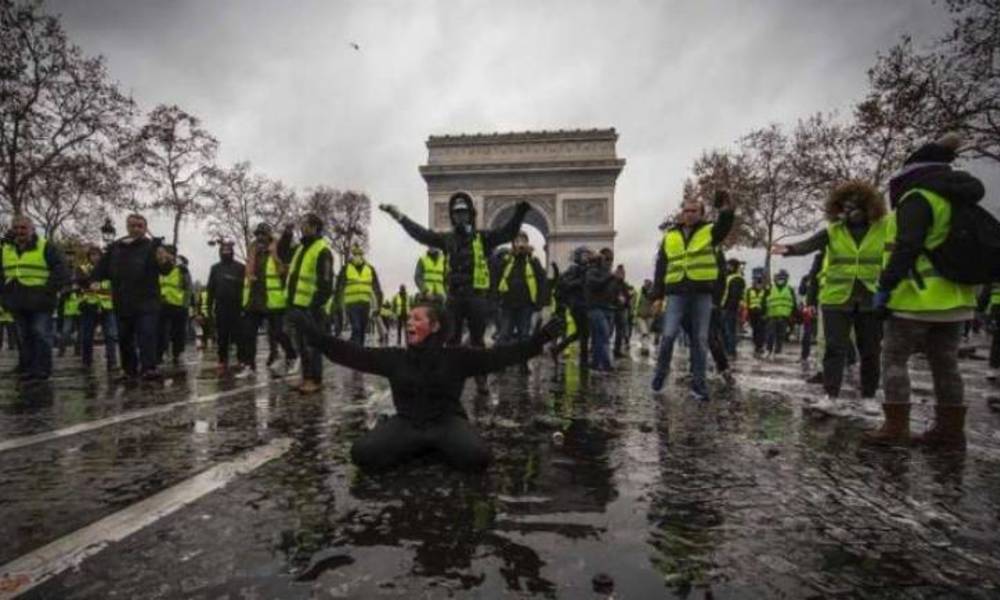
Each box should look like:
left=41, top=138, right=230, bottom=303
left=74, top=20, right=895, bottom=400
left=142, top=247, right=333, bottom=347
left=2, top=336, right=1000, bottom=599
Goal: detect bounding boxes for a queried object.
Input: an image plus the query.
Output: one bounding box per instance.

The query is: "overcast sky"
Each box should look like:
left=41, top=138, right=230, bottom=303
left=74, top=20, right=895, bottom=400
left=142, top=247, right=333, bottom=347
left=48, top=0, right=964, bottom=287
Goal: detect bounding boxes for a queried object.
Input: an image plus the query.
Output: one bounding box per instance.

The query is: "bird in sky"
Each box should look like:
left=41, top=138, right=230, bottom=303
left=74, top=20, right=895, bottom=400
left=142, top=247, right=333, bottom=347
left=349, top=42, right=360, bottom=51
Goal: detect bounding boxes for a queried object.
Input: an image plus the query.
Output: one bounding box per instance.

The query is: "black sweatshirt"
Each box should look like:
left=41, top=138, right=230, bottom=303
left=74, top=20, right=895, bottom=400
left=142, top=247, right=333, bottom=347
left=307, top=327, right=551, bottom=426
left=92, top=235, right=167, bottom=316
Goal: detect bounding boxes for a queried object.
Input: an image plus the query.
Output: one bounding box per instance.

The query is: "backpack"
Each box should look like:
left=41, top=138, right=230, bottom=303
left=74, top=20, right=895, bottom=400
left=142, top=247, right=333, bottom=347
left=925, top=198, right=1000, bottom=285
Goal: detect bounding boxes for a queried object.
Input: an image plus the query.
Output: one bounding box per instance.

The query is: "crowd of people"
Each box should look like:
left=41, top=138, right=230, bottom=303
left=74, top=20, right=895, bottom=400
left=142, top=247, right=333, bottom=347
left=1, top=134, right=997, bottom=470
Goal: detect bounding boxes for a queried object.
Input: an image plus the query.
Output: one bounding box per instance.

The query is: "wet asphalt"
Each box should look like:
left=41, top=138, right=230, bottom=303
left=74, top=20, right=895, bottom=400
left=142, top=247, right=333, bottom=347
left=2, top=335, right=1000, bottom=599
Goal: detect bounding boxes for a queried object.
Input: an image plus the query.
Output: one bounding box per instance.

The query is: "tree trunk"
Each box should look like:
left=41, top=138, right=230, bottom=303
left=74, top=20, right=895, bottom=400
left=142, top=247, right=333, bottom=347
left=173, top=211, right=182, bottom=247
left=764, top=223, right=774, bottom=281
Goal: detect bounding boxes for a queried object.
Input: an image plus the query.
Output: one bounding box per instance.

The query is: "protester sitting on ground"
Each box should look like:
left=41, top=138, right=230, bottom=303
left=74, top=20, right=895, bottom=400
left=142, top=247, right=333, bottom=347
left=291, top=302, right=563, bottom=472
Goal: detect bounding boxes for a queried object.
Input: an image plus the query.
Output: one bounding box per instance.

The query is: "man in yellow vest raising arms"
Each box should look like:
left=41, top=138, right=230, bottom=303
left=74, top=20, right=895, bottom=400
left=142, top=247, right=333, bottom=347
left=335, top=245, right=383, bottom=347
left=866, top=134, right=984, bottom=449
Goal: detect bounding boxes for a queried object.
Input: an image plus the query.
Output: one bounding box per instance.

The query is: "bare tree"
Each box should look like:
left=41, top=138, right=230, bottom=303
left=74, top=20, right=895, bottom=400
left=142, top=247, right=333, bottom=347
left=0, top=0, right=135, bottom=217
left=23, top=151, right=126, bottom=240
left=300, top=186, right=372, bottom=263
left=204, top=161, right=295, bottom=260
left=126, top=104, right=218, bottom=245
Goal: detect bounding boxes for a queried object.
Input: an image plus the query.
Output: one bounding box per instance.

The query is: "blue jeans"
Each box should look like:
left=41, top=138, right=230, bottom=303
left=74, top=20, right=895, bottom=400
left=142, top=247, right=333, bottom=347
left=13, top=310, right=54, bottom=378
left=346, top=303, right=370, bottom=346
left=721, top=309, right=739, bottom=356
left=499, top=305, right=534, bottom=346
left=290, top=307, right=324, bottom=382
left=654, top=293, right=713, bottom=396
left=588, top=308, right=613, bottom=371
left=118, top=311, right=159, bottom=376
left=80, top=307, right=118, bottom=368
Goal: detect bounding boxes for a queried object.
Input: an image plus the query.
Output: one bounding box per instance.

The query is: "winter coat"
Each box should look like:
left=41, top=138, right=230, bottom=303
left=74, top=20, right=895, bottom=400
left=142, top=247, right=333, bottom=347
left=93, top=236, right=167, bottom=316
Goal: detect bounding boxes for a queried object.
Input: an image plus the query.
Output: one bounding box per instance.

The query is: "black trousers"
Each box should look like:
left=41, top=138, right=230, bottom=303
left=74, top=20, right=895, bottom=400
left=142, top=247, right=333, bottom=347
left=118, top=311, right=158, bottom=376
left=157, top=305, right=188, bottom=363
left=990, top=308, right=1000, bottom=369
left=822, top=307, right=882, bottom=397
left=215, top=304, right=242, bottom=364
left=446, top=295, right=490, bottom=348
left=396, top=317, right=405, bottom=346
left=240, top=311, right=297, bottom=367
left=613, top=308, right=629, bottom=355
left=351, top=414, right=491, bottom=472
left=766, top=318, right=788, bottom=353
left=749, top=310, right=766, bottom=353
left=552, top=305, right=591, bottom=367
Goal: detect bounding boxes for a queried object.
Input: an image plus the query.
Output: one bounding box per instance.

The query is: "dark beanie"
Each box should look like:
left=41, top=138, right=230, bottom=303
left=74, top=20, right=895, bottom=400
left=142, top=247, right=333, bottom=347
left=902, top=133, right=961, bottom=166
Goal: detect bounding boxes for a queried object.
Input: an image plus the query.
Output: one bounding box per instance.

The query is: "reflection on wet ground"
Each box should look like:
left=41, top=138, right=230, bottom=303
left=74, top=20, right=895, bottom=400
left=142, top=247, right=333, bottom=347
left=2, top=338, right=1000, bottom=598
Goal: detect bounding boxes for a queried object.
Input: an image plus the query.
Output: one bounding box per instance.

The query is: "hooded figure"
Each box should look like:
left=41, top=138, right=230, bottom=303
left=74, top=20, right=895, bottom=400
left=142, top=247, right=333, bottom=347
left=380, top=193, right=531, bottom=387
left=206, top=240, right=246, bottom=371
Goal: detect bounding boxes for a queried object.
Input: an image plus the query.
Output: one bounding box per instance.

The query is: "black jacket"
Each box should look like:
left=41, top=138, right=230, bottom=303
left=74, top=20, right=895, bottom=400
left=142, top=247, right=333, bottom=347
left=585, top=261, right=616, bottom=310
left=93, top=236, right=166, bottom=316
left=398, top=199, right=530, bottom=297
left=0, top=235, right=69, bottom=313
left=652, top=209, right=735, bottom=298
left=206, top=259, right=245, bottom=314
left=499, top=253, right=546, bottom=309
left=555, top=262, right=588, bottom=309
left=305, top=326, right=552, bottom=426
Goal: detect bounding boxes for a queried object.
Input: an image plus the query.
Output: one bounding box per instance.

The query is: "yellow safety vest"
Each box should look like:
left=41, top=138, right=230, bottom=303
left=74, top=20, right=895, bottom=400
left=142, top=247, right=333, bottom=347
left=343, top=262, right=374, bottom=306
left=819, top=219, right=887, bottom=306
left=497, top=255, right=538, bottom=303
left=0, top=304, right=12, bottom=323
left=766, top=285, right=794, bottom=318
left=990, top=286, right=1000, bottom=309
left=392, top=292, right=408, bottom=314
left=380, top=302, right=394, bottom=318
left=286, top=238, right=330, bottom=308
left=444, top=234, right=489, bottom=291
left=721, top=274, right=745, bottom=307
left=63, top=291, right=81, bottom=317
left=81, top=279, right=112, bottom=311
left=159, top=266, right=185, bottom=307
left=2, top=238, right=50, bottom=288
left=662, top=224, right=718, bottom=285
left=745, top=287, right=765, bottom=310
left=419, top=253, right=446, bottom=296
left=884, top=188, right=978, bottom=312
left=243, top=255, right=287, bottom=311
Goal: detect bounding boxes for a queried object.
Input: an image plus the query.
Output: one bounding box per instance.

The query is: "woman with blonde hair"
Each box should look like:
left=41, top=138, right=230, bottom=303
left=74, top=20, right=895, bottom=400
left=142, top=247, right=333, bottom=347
left=772, top=180, right=888, bottom=415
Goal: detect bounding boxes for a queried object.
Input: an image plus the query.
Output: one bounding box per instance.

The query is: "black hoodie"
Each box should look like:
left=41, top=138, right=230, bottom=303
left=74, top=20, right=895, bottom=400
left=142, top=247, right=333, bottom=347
left=398, top=194, right=531, bottom=297
left=93, top=235, right=168, bottom=316
left=879, top=168, right=986, bottom=293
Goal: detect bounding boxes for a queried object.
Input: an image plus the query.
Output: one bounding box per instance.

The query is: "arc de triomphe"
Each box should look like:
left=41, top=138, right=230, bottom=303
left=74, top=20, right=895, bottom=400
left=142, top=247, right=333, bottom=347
left=419, top=129, right=625, bottom=267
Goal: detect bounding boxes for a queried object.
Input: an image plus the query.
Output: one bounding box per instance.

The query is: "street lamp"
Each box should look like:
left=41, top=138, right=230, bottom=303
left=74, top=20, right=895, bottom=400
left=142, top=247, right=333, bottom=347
left=100, top=218, right=116, bottom=245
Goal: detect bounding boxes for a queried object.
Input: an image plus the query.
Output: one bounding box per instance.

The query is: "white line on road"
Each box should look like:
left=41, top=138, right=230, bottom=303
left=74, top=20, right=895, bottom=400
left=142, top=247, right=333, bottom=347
left=0, top=437, right=294, bottom=599
left=0, top=380, right=283, bottom=454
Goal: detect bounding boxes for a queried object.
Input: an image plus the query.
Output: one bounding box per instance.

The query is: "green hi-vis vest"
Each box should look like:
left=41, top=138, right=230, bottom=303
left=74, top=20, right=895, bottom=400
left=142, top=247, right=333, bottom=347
left=990, top=286, right=1000, bottom=309
left=0, top=304, right=12, bottom=323
left=380, top=302, right=394, bottom=318
left=444, top=234, right=489, bottom=292
left=419, top=253, right=446, bottom=296
left=392, top=292, right=408, bottom=314
left=81, top=280, right=113, bottom=311
left=497, top=255, right=538, bottom=303
left=159, top=266, right=185, bottom=307
left=721, top=274, right=745, bottom=307
left=662, top=224, right=718, bottom=285
left=343, top=262, right=375, bottom=306
left=2, top=238, right=50, bottom=288
left=197, top=290, right=209, bottom=316
left=63, top=291, right=81, bottom=317
left=819, top=219, right=887, bottom=306
left=287, top=238, right=330, bottom=308
left=242, top=256, right=287, bottom=311
left=884, top=188, right=978, bottom=313
left=766, top=285, right=794, bottom=318
left=745, top=287, right=765, bottom=310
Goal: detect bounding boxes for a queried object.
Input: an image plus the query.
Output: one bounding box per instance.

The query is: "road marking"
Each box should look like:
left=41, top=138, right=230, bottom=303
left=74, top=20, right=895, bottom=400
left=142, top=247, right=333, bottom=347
left=0, top=437, right=293, bottom=599
left=0, top=380, right=284, bottom=453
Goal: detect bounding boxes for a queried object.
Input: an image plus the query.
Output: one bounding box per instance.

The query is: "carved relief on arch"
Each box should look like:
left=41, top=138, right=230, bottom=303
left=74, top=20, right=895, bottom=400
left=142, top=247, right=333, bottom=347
left=483, top=194, right=556, bottom=228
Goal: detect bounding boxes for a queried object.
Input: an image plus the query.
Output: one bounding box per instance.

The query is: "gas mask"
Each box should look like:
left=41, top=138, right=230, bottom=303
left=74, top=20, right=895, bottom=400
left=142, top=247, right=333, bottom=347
left=452, top=209, right=472, bottom=234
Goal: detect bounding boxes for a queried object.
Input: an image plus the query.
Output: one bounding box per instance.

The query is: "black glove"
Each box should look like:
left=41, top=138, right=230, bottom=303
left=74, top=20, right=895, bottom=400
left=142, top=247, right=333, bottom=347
left=539, top=314, right=565, bottom=343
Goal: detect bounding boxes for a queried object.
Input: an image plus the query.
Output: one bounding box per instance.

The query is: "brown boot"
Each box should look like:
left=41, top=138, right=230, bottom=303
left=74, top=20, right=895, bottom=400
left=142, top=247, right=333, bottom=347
left=913, top=404, right=967, bottom=450
left=862, top=403, right=910, bottom=446
left=298, top=379, right=323, bottom=395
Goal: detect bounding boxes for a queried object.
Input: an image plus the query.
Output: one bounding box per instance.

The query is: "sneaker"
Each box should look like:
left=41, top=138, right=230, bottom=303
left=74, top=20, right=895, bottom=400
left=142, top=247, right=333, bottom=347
left=859, top=391, right=884, bottom=417
left=689, top=390, right=710, bottom=402
left=651, top=370, right=667, bottom=392
left=233, top=364, right=255, bottom=380
left=284, top=358, right=301, bottom=376
left=811, top=395, right=838, bottom=413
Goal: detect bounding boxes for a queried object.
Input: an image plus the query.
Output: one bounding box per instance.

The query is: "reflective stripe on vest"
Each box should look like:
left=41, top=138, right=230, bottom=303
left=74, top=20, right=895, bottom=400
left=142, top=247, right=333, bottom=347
left=745, top=288, right=764, bottom=310
left=819, top=219, right=887, bottom=306
left=81, top=280, right=113, bottom=310
left=662, top=224, right=718, bottom=284
left=243, top=256, right=287, bottom=310
left=721, top=274, right=744, bottom=307
left=884, top=188, right=978, bottom=312
left=443, top=234, right=489, bottom=291
left=2, top=238, right=50, bottom=288
left=497, top=255, right=538, bottom=304
left=990, top=287, right=1000, bottom=309
left=766, top=285, right=794, bottom=318
left=419, top=253, right=446, bottom=296
left=159, top=266, right=185, bottom=307
left=286, top=238, right=330, bottom=308
left=343, top=263, right=374, bottom=306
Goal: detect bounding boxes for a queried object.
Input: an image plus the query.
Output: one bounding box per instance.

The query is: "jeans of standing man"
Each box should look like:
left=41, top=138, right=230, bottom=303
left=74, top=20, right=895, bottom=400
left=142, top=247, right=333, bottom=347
left=766, top=318, right=788, bottom=354
left=0, top=322, right=20, bottom=351
left=79, top=307, right=118, bottom=369
left=289, top=307, right=325, bottom=382
left=654, top=293, right=713, bottom=397
left=588, top=307, right=613, bottom=371
left=13, top=310, right=53, bottom=378
left=749, top=310, right=766, bottom=354
left=346, top=302, right=371, bottom=347
left=821, top=307, right=882, bottom=398
left=57, top=316, right=78, bottom=356
left=241, top=311, right=297, bottom=366
left=990, top=308, right=1000, bottom=369
left=613, top=308, right=629, bottom=356
left=446, top=294, right=490, bottom=348
left=499, top=305, right=534, bottom=346
left=721, top=308, right=740, bottom=357
left=883, top=318, right=964, bottom=406
left=117, top=311, right=158, bottom=376
left=215, top=303, right=242, bottom=365
left=157, top=304, right=188, bottom=363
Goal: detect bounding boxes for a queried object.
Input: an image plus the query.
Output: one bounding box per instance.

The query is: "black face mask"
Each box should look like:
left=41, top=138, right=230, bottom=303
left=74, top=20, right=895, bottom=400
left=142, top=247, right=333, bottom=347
left=452, top=210, right=471, bottom=234
left=843, top=202, right=866, bottom=225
